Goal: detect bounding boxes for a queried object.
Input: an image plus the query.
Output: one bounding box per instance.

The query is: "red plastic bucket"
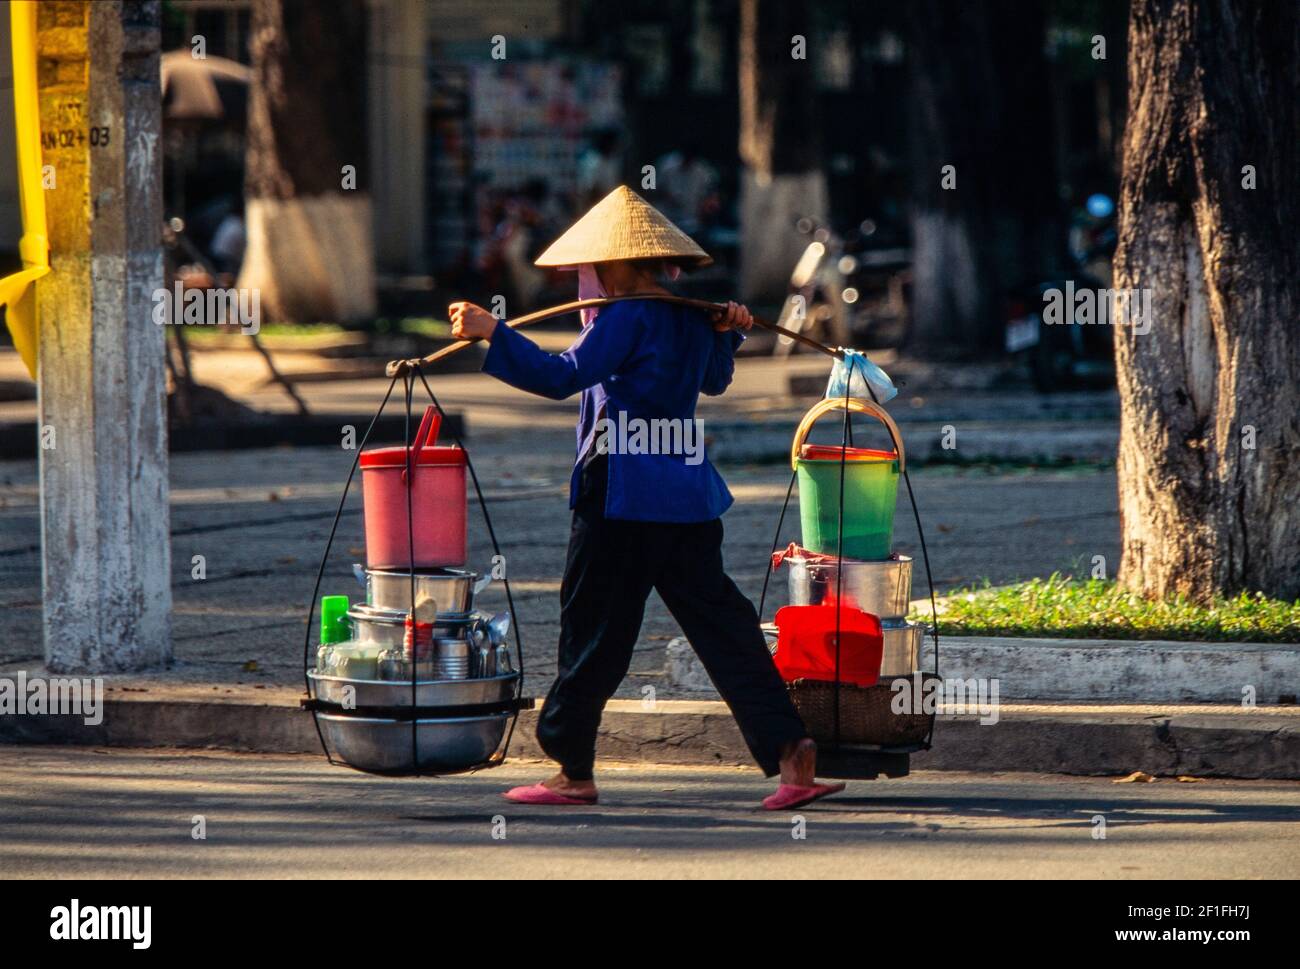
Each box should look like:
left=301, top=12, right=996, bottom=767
left=359, top=407, right=467, bottom=569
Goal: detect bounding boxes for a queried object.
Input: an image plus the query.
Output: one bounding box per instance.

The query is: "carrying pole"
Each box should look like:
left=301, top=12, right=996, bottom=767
left=387, top=294, right=843, bottom=376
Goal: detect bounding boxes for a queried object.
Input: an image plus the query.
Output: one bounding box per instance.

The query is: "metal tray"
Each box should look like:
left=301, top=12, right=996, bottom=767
left=347, top=606, right=482, bottom=647
left=308, top=669, right=519, bottom=708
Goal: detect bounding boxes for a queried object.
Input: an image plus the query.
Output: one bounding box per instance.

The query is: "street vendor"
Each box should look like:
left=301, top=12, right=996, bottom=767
left=448, top=186, right=843, bottom=810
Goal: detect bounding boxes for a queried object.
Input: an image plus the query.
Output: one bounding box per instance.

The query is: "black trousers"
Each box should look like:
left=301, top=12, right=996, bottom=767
left=536, top=456, right=808, bottom=779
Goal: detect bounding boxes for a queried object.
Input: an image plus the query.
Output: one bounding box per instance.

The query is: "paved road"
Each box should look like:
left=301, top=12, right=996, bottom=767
left=3, top=747, right=1296, bottom=878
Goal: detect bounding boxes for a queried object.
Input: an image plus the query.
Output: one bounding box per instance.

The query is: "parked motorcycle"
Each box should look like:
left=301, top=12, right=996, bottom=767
left=1003, top=193, right=1118, bottom=392
left=774, top=216, right=911, bottom=355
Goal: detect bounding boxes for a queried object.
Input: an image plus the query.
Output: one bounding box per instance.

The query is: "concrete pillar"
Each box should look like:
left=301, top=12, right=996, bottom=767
left=36, top=1, right=170, bottom=672
left=366, top=0, right=426, bottom=274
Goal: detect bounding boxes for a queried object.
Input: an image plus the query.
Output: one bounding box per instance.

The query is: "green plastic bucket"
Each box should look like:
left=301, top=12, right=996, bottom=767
left=791, top=398, right=905, bottom=561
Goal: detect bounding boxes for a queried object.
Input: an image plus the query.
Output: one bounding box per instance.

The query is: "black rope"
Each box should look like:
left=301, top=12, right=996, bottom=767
left=402, top=373, right=419, bottom=772
left=830, top=358, right=856, bottom=752
left=757, top=467, right=799, bottom=620
left=302, top=370, right=402, bottom=765
left=414, top=367, right=526, bottom=768
left=852, top=358, right=941, bottom=747
left=302, top=362, right=529, bottom=774
left=902, top=465, right=941, bottom=746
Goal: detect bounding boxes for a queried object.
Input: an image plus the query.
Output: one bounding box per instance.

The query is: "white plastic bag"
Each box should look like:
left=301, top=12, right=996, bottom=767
left=825, top=349, right=897, bottom=404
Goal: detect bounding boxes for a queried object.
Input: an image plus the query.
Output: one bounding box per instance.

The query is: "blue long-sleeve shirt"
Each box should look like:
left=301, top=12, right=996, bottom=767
left=481, top=299, right=744, bottom=522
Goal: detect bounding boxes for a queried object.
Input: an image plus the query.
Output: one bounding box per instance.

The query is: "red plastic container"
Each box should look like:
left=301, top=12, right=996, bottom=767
left=772, top=604, right=884, bottom=687
left=360, top=407, right=467, bottom=569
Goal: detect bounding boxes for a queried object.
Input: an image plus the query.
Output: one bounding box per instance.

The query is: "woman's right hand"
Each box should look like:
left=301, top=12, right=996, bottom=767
left=711, top=300, right=754, bottom=333
left=448, top=301, right=499, bottom=341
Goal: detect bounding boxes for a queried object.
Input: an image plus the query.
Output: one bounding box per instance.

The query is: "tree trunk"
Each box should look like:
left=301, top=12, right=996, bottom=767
left=238, top=0, right=375, bottom=323
left=738, top=0, right=827, bottom=303
left=1114, top=0, right=1300, bottom=601
left=905, top=0, right=1059, bottom=356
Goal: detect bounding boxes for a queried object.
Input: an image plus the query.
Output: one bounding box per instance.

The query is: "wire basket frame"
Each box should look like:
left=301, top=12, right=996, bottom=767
left=758, top=354, right=942, bottom=751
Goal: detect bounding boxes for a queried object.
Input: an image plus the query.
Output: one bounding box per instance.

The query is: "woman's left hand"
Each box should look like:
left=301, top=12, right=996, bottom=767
left=712, top=300, right=754, bottom=333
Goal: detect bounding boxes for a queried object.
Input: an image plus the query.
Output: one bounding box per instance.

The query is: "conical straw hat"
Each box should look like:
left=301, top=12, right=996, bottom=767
left=534, top=185, right=712, bottom=268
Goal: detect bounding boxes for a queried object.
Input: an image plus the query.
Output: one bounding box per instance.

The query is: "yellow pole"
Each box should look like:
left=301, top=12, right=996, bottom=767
left=0, top=0, right=51, bottom=378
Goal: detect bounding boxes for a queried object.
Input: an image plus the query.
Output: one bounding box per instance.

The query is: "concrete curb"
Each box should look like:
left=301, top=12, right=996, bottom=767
left=705, top=418, right=1117, bottom=465
left=3, top=692, right=1297, bottom=779
left=668, top=635, right=1300, bottom=704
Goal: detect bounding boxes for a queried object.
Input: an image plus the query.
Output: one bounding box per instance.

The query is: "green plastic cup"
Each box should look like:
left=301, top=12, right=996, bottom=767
left=319, top=595, right=351, bottom=644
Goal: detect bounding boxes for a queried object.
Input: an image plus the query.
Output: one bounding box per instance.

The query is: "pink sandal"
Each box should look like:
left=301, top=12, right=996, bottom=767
left=762, top=782, right=846, bottom=811
left=502, top=783, right=598, bottom=806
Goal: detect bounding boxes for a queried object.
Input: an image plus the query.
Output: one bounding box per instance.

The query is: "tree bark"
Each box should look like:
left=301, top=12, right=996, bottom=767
left=238, top=0, right=375, bottom=322
left=905, top=0, right=1059, bottom=356
left=1114, top=0, right=1300, bottom=601
left=738, top=0, right=827, bottom=303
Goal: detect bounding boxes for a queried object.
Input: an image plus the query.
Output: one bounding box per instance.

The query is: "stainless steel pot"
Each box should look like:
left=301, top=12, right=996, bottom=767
left=308, top=669, right=519, bottom=708
left=786, top=555, right=913, bottom=620
left=359, top=566, right=491, bottom=617
left=347, top=605, right=482, bottom=647
left=879, top=619, right=924, bottom=677
left=317, top=712, right=510, bottom=772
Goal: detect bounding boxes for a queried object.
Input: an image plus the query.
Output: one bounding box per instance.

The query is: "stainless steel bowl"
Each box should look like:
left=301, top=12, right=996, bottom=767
left=762, top=619, right=922, bottom=677
left=347, top=606, right=481, bottom=647
left=308, top=670, right=519, bottom=708
left=317, top=712, right=511, bottom=772
left=363, top=567, right=490, bottom=617
left=786, top=555, right=913, bottom=619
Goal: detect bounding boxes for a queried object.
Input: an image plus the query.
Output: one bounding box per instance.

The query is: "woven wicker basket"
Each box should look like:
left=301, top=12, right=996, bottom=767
left=788, top=674, right=938, bottom=747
